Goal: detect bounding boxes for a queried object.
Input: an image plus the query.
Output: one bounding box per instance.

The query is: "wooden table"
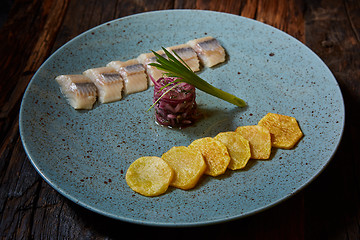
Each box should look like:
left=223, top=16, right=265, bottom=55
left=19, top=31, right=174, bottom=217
left=1, top=0, right=359, bottom=239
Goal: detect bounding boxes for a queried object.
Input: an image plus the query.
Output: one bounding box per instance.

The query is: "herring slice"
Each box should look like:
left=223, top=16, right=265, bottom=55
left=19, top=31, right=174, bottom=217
left=55, top=74, right=97, bottom=109
left=187, top=36, right=226, bottom=67
left=107, top=59, right=148, bottom=95
left=83, top=67, right=124, bottom=103
left=137, top=50, right=166, bottom=85
left=166, top=44, right=200, bottom=72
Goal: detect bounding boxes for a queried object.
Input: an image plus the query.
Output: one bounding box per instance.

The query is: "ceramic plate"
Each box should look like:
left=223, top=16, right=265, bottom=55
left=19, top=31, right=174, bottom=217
left=19, top=10, right=344, bottom=227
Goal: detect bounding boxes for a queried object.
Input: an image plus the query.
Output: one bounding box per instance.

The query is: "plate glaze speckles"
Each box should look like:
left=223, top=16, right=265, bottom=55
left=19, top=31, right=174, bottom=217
left=19, top=10, right=344, bottom=227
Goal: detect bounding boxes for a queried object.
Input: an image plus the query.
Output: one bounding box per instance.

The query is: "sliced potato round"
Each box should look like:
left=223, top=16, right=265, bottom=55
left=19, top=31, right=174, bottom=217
left=161, top=146, right=206, bottom=190
left=214, top=132, right=251, bottom=170
left=236, top=125, right=272, bottom=159
left=189, top=137, right=230, bottom=177
left=258, top=113, right=303, bottom=149
left=126, top=156, right=174, bottom=197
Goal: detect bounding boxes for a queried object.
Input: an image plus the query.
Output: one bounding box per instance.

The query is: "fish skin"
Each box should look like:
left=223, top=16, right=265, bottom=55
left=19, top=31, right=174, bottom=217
left=70, top=82, right=97, bottom=96
left=166, top=43, right=200, bottom=72
left=187, top=36, right=226, bottom=67
left=101, top=73, right=122, bottom=84
left=107, top=59, right=148, bottom=95
left=123, top=63, right=145, bottom=75
left=55, top=74, right=97, bottom=109
left=83, top=67, right=124, bottom=103
left=137, top=50, right=167, bottom=85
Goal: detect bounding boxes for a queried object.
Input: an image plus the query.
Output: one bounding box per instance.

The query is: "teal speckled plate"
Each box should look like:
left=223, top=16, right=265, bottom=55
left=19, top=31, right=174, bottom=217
left=19, top=10, right=345, bottom=227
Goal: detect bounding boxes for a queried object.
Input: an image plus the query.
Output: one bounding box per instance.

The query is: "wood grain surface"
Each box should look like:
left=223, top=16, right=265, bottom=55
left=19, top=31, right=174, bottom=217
left=0, top=0, right=359, bottom=239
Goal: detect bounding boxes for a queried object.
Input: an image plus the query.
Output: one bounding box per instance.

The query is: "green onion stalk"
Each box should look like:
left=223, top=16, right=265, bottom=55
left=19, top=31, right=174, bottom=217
left=149, top=47, right=246, bottom=108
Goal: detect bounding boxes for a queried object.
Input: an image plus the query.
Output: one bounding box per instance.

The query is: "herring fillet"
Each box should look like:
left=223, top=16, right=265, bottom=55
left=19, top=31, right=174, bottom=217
left=137, top=50, right=167, bottom=85
left=83, top=67, right=124, bottom=103
left=55, top=36, right=228, bottom=109
left=55, top=74, right=97, bottom=109
left=166, top=44, right=200, bottom=72
left=107, top=59, right=148, bottom=95
left=187, top=36, right=226, bottom=67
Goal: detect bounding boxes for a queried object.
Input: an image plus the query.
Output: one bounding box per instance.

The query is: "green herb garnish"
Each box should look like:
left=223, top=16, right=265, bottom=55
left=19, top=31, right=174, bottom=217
left=146, top=82, right=181, bottom=112
left=149, top=47, right=246, bottom=107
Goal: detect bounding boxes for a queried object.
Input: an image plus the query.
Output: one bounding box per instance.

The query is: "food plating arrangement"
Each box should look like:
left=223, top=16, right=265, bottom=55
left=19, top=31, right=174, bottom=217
left=55, top=35, right=303, bottom=198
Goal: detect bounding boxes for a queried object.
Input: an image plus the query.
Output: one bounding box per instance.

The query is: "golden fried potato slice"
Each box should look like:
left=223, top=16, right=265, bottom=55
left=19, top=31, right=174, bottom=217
left=235, top=125, right=271, bottom=159
left=161, top=146, right=206, bottom=190
left=214, top=132, right=251, bottom=170
left=126, top=156, right=174, bottom=197
left=188, top=137, right=230, bottom=177
left=258, top=113, right=303, bottom=149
